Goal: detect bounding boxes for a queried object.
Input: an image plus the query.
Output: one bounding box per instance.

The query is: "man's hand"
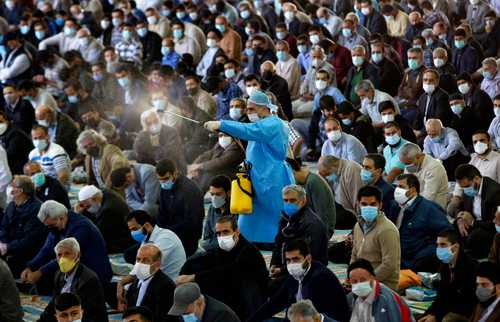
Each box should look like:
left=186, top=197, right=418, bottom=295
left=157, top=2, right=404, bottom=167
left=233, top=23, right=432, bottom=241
left=301, top=94, right=313, bottom=101
left=418, top=314, right=437, bottom=322
left=26, top=270, right=42, bottom=284
left=117, top=275, right=136, bottom=305
left=457, top=211, right=473, bottom=237
left=176, top=274, right=195, bottom=285
left=204, top=121, right=221, bottom=132
left=269, top=265, right=282, bottom=279
left=0, top=242, right=7, bottom=256
left=20, top=268, right=32, bottom=282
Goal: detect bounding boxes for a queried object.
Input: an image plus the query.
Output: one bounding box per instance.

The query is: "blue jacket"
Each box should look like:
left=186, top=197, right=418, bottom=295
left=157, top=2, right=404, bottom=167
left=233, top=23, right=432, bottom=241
left=220, top=116, right=294, bottom=243
left=0, top=197, right=46, bottom=262
left=387, top=196, right=451, bottom=269
left=376, top=178, right=394, bottom=215
left=27, top=212, right=112, bottom=283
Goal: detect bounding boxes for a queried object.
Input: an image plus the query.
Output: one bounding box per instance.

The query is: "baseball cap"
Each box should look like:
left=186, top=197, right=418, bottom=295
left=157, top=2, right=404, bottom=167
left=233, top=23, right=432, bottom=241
left=168, top=283, right=201, bottom=316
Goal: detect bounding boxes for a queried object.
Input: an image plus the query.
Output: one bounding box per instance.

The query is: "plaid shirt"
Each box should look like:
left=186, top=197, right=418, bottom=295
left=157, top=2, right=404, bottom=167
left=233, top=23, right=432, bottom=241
left=116, top=39, right=143, bottom=66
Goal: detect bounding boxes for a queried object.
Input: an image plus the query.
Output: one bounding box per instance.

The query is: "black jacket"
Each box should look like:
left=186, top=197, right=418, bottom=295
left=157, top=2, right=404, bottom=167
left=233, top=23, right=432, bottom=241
left=0, top=197, right=47, bottom=266
left=414, top=87, right=451, bottom=131
left=35, top=175, right=70, bottom=209
left=437, top=63, right=457, bottom=95
left=288, top=18, right=308, bottom=37
left=451, top=45, right=480, bottom=74
left=0, top=125, right=33, bottom=174
left=340, top=112, right=377, bottom=152
left=181, top=236, right=269, bottom=320
left=82, top=189, right=134, bottom=254
left=140, top=31, right=163, bottom=67
left=248, top=261, right=350, bottom=322
left=158, top=175, right=204, bottom=256
left=426, top=251, right=478, bottom=320
left=271, top=207, right=329, bottom=267
left=404, top=22, right=429, bottom=42
left=262, top=74, right=293, bottom=120
left=464, top=86, right=495, bottom=130
left=363, top=10, right=387, bottom=35
left=373, top=57, right=402, bottom=96
left=54, top=112, right=79, bottom=159
left=201, top=295, right=241, bottom=322
left=126, top=270, right=177, bottom=322
left=344, top=62, right=380, bottom=102
left=449, top=106, right=479, bottom=148
left=462, top=177, right=500, bottom=223
left=38, top=264, right=108, bottom=322
left=394, top=114, right=417, bottom=143
left=2, top=97, right=35, bottom=135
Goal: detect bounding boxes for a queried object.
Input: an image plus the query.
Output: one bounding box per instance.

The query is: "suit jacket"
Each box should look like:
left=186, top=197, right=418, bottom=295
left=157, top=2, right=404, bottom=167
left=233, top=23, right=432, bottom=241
left=452, top=45, right=480, bottom=74
left=414, top=87, right=451, bottom=131
left=469, top=299, right=500, bottom=322
left=464, top=86, right=494, bottom=130
left=462, top=177, right=500, bottom=223
left=140, top=31, right=162, bottom=67
left=343, top=62, right=381, bottom=100
left=82, top=189, right=134, bottom=254
left=2, top=98, right=35, bottom=134
left=0, top=124, right=33, bottom=174
left=202, top=295, right=241, bottom=322
left=38, top=264, right=108, bottom=322
left=373, top=57, right=402, bottom=96
left=363, top=10, right=387, bottom=35
left=126, top=270, right=177, bottom=322
left=55, top=111, right=79, bottom=158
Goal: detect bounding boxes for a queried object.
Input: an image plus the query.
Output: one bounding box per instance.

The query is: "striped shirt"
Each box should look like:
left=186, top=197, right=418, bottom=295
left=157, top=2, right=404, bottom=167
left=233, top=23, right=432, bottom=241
left=29, top=142, right=70, bottom=179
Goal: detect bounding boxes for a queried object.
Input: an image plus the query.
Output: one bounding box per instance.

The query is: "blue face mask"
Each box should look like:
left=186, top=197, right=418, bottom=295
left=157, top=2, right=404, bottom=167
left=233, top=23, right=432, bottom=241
left=55, top=17, right=65, bottom=26
left=160, top=180, right=174, bottom=190
left=463, top=185, right=478, bottom=197
left=276, top=51, right=287, bottom=61
left=173, top=29, right=183, bottom=39
left=161, top=46, right=171, bottom=56
left=68, top=95, right=79, bottom=103
left=496, top=224, right=500, bottom=234
left=360, top=169, right=373, bottom=184
left=182, top=313, right=199, bottom=322
left=117, top=76, right=129, bottom=88
left=327, top=173, right=338, bottom=183
left=408, top=58, right=419, bottom=70
left=405, top=163, right=418, bottom=173
left=360, top=206, right=378, bottom=223
left=283, top=202, right=300, bottom=217
left=385, top=134, right=400, bottom=146
left=482, top=71, right=493, bottom=80
left=454, top=40, right=465, bottom=49
left=436, top=246, right=454, bottom=263
left=93, top=74, right=103, bottom=82
left=131, top=228, right=146, bottom=242
left=215, top=24, right=225, bottom=33
left=297, top=45, right=307, bottom=54
left=245, top=48, right=255, bottom=57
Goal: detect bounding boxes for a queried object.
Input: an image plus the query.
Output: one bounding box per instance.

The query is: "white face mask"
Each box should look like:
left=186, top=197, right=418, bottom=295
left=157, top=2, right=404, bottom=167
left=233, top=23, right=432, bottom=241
left=217, top=234, right=236, bottom=251
left=248, top=113, right=260, bottom=122
left=287, top=261, right=307, bottom=280
left=394, top=187, right=409, bottom=205
left=87, top=202, right=100, bottom=214
left=422, top=83, right=435, bottom=94
left=327, top=130, right=342, bottom=142
left=473, top=141, right=488, bottom=155
left=218, top=136, right=232, bottom=148
left=0, top=123, right=7, bottom=135
left=352, top=281, right=372, bottom=297
left=131, top=262, right=152, bottom=281
left=458, top=83, right=470, bottom=95
left=381, top=114, right=395, bottom=123
left=206, top=38, right=217, bottom=48
left=315, top=80, right=328, bottom=91
left=246, top=86, right=257, bottom=97
left=494, top=107, right=500, bottom=118
left=311, top=58, right=323, bottom=68
left=433, top=58, right=445, bottom=68
left=309, top=34, right=320, bottom=45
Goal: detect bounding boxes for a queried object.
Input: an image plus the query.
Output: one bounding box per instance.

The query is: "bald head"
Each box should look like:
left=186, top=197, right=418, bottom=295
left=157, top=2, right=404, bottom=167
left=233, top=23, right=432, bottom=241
left=425, top=119, right=443, bottom=138
left=35, top=105, right=55, bottom=123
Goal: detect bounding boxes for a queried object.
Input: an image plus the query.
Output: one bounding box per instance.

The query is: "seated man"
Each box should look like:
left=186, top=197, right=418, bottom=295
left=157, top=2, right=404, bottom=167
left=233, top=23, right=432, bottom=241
left=0, top=111, right=33, bottom=175
left=110, top=164, right=160, bottom=217
left=201, top=175, right=233, bottom=251
left=388, top=174, right=451, bottom=271
left=74, top=185, right=134, bottom=254
left=156, top=159, right=204, bottom=257
left=168, top=282, right=240, bottom=322
left=248, top=239, right=350, bottom=322
left=0, top=175, right=46, bottom=277
left=23, top=161, right=70, bottom=209
left=382, top=121, right=410, bottom=183
left=360, top=154, right=394, bottom=215
left=470, top=261, right=500, bottom=322
left=177, top=216, right=269, bottom=320
left=321, top=117, right=367, bottom=164
left=29, top=125, right=71, bottom=188
left=453, top=164, right=500, bottom=259
left=351, top=186, right=400, bottom=291
left=288, top=159, right=336, bottom=235
left=423, top=118, right=469, bottom=179
left=418, top=230, right=478, bottom=322
left=399, top=142, right=448, bottom=209
left=38, top=238, right=108, bottom=322
left=335, top=101, right=377, bottom=153
left=22, top=200, right=112, bottom=286
left=348, top=259, right=412, bottom=321
left=318, top=155, right=363, bottom=229
left=124, top=244, right=176, bottom=322
left=379, top=101, right=416, bottom=143
left=125, top=210, right=186, bottom=280
left=53, top=293, right=86, bottom=322
left=270, top=185, right=329, bottom=277
left=355, top=79, right=399, bottom=129
left=0, top=258, right=23, bottom=322
left=287, top=300, right=337, bottom=322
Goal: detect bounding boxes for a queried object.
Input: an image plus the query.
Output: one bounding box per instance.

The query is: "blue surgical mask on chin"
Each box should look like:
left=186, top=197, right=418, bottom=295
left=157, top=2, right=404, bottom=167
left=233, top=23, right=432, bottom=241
left=160, top=180, right=174, bottom=190
left=182, top=313, right=199, bottom=322
left=463, top=185, right=478, bottom=197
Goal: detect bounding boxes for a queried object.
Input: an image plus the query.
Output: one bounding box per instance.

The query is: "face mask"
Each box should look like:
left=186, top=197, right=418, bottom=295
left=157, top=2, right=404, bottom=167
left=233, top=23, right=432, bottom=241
left=31, top=172, right=46, bottom=188
left=476, top=286, right=495, bottom=302
left=246, top=86, right=257, bottom=97
left=33, top=139, right=48, bottom=151
left=426, top=38, right=434, bottom=46
left=64, top=27, right=76, bottom=37
left=371, top=52, right=383, bottom=64
left=229, top=108, right=242, bottom=120
left=311, top=58, right=323, bottom=68
left=451, top=104, right=464, bottom=115
left=494, top=107, right=500, bottom=118
left=240, top=10, right=250, bottom=19
left=474, top=141, right=488, bottom=155
left=413, top=44, right=422, bottom=49
left=244, top=47, right=255, bottom=57
left=182, top=313, right=199, bottom=322
left=283, top=202, right=300, bottom=217
left=433, top=58, right=445, bottom=68
left=423, top=83, right=435, bottom=94
left=352, top=281, right=372, bottom=297
left=315, top=80, right=327, bottom=91
left=122, top=30, right=132, bottom=40
left=361, top=7, right=371, bottom=15
left=207, top=38, right=217, bottom=48
left=5, top=0, right=15, bottom=9
left=211, top=193, right=227, bottom=209
left=496, top=224, right=500, bottom=233
left=161, top=180, right=174, bottom=190
left=248, top=112, right=260, bottom=123
left=405, top=162, right=419, bottom=173
left=217, top=234, right=236, bottom=251
left=224, top=68, right=236, bottom=79
left=287, top=261, right=307, bottom=279
left=360, top=169, right=373, bottom=184
left=137, top=27, right=147, bottom=38
left=384, top=133, right=400, bottom=147
left=215, top=134, right=232, bottom=148
left=100, top=20, right=110, bottom=29
left=161, top=9, right=171, bottom=16
left=131, top=228, right=146, bottom=242
left=408, top=58, right=420, bottom=70
left=38, top=118, right=50, bottom=127
left=117, top=76, right=129, bottom=88
left=394, top=187, right=409, bottom=205
left=436, top=246, right=454, bottom=263
left=176, top=11, right=186, bottom=20
left=284, top=11, right=294, bottom=21
left=381, top=114, right=395, bottom=124
left=87, top=202, right=100, bottom=214
left=360, top=206, right=378, bottom=222
left=20, top=25, right=30, bottom=35
left=4, top=94, right=16, bottom=105
left=112, top=18, right=122, bottom=27
left=352, top=56, right=364, bottom=67
left=327, top=130, right=342, bottom=142
left=454, top=40, right=465, bottom=49
left=161, top=46, right=171, bottom=56
left=341, top=118, right=352, bottom=126
left=341, top=28, right=353, bottom=39
left=276, top=31, right=286, bottom=40
left=68, top=95, right=79, bottom=104
left=463, top=185, right=478, bottom=197
left=55, top=17, right=65, bottom=27
left=297, top=45, right=307, bottom=54
left=482, top=71, right=494, bottom=80
left=276, top=50, right=287, bottom=62
left=327, top=172, right=338, bottom=183
left=309, top=34, right=320, bottom=45
left=173, top=29, right=183, bottom=39
left=58, top=256, right=77, bottom=273
left=132, top=262, right=152, bottom=281
left=146, top=16, right=158, bottom=25
left=215, top=24, right=225, bottom=33
left=458, top=83, right=470, bottom=95
left=152, top=99, right=166, bottom=111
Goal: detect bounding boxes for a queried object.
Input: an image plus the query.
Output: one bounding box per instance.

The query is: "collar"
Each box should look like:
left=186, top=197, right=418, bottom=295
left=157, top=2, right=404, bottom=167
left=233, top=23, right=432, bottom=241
left=64, top=265, right=78, bottom=281
left=477, top=178, right=484, bottom=196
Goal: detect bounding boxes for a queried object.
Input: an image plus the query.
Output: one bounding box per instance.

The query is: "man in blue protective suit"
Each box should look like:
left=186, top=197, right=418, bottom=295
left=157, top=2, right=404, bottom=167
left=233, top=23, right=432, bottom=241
left=204, top=90, right=294, bottom=245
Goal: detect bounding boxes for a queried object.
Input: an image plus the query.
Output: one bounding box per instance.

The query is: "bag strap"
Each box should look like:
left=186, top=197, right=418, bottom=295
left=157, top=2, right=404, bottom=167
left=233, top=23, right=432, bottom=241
left=236, top=174, right=254, bottom=197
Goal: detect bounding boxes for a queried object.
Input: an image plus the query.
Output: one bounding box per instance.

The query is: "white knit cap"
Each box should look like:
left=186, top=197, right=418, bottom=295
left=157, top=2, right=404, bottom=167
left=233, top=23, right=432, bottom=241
left=78, top=185, right=101, bottom=201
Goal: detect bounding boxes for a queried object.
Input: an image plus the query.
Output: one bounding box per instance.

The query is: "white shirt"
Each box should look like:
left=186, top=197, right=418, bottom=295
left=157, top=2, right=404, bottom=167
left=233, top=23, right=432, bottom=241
left=39, top=32, right=80, bottom=55
left=145, top=225, right=186, bottom=279
left=0, top=47, right=31, bottom=82
left=360, top=89, right=399, bottom=124
left=196, top=47, right=219, bottom=78
left=0, top=145, right=12, bottom=193
left=472, top=178, right=483, bottom=220
left=350, top=285, right=376, bottom=322
left=32, top=88, right=58, bottom=111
